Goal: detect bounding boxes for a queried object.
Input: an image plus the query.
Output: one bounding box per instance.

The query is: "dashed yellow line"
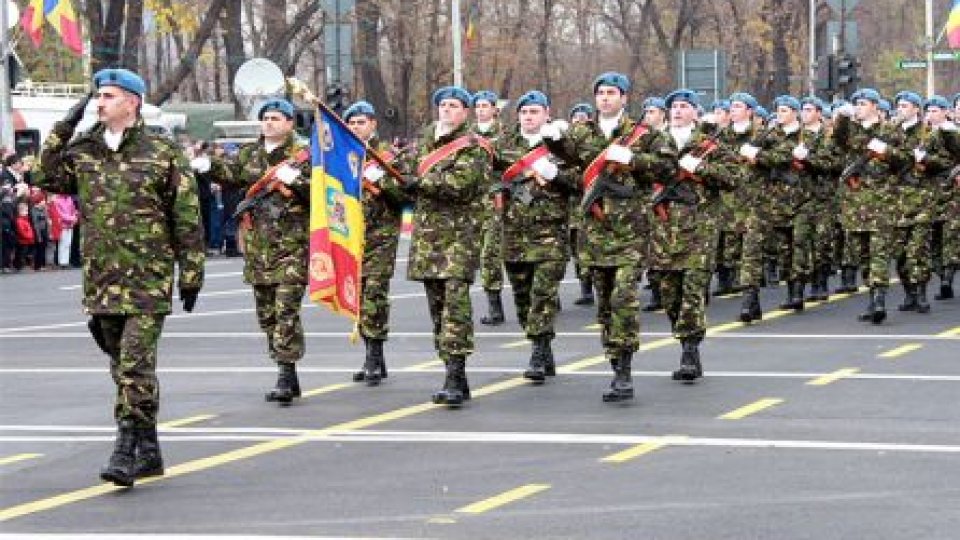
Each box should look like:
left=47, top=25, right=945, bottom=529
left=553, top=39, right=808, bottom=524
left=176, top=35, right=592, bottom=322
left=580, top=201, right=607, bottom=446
left=807, top=368, right=860, bottom=386
left=301, top=383, right=353, bottom=398
left=600, top=436, right=688, bottom=463
left=403, top=359, right=444, bottom=371
left=936, top=326, right=960, bottom=338
left=879, top=343, right=924, bottom=359
left=158, top=415, right=217, bottom=429
left=718, top=398, right=784, bottom=420
left=583, top=323, right=601, bottom=331
left=455, top=484, right=551, bottom=514
left=0, top=454, right=43, bottom=466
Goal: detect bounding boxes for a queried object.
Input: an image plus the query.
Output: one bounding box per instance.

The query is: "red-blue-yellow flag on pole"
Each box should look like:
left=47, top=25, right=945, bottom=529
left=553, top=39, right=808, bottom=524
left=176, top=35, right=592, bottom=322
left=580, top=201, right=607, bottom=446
left=947, top=0, right=960, bottom=49
left=20, top=0, right=45, bottom=48
left=44, top=0, right=83, bottom=55
left=308, top=106, right=366, bottom=321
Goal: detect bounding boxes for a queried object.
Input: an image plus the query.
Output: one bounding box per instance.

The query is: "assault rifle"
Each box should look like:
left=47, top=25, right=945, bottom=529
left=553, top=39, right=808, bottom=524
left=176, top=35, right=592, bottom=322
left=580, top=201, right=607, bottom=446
left=580, top=172, right=634, bottom=216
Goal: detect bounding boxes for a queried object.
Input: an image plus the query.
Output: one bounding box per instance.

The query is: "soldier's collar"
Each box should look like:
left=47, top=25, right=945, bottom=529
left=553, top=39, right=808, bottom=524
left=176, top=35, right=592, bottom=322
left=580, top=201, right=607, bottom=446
left=804, top=122, right=823, bottom=134
left=859, top=117, right=881, bottom=129
left=731, top=120, right=752, bottom=134
left=598, top=110, right=624, bottom=138
left=935, top=120, right=957, bottom=132
left=900, top=117, right=919, bottom=131
left=781, top=121, right=801, bottom=134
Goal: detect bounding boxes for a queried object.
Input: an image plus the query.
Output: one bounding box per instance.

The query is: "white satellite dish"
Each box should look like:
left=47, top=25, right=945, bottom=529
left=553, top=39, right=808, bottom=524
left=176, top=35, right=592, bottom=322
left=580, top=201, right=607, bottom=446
left=233, top=58, right=287, bottom=120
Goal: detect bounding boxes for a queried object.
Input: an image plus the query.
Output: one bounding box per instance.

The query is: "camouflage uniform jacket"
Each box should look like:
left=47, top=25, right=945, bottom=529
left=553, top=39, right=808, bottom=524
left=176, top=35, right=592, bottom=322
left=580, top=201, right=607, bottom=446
left=475, top=120, right=504, bottom=218
left=802, top=124, right=843, bottom=211
left=227, top=134, right=312, bottom=285
left=404, top=121, right=493, bottom=281
left=494, top=126, right=578, bottom=262
left=833, top=115, right=913, bottom=232
left=545, top=114, right=676, bottom=267
left=930, top=124, right=960, bottom=221
left=719, top=123, right=766, bottom=227
left=362, top=138, right=408, bottom=278
left=894, top=120, right=953, bottom=227
left=36, top=119, right=205, bottom=315
left=649, top=125, right=738, bottom=271
left=752, top=123, right=813, bottom=223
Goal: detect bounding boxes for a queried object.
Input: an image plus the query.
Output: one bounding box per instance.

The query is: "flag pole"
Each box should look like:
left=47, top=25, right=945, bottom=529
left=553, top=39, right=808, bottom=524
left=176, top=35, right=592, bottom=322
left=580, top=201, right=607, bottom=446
left=1, top=1, right=14, bottom=151
left=926, top=0, right=934, bottom=97
left=452, top=0, right=463, bottom=86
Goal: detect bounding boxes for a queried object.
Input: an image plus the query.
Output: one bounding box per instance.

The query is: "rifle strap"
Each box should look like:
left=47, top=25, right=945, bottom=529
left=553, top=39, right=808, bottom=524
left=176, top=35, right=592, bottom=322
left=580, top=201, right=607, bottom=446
left=417, top=134, right=494, bottom=177
left=502, top=146, right=552, bottom=183
left=582, top=123, right=648, bottom=191
left=245, top=147, right=311, bottom=199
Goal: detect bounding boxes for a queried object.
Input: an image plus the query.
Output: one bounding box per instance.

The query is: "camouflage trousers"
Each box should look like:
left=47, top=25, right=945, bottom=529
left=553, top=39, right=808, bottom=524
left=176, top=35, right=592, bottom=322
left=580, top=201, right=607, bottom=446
left=360, top=274, right=392, bottom=340
left=933, top=219, right=960, bottom=272
left=809, top=209, right=838, bottom=271
left=505, top=259, right=565, bottom=339
left=592, top=264, right=641, bottom=355
left=773, top=212, right=814, bottom=283
left=740, top=212, right=765, bottom=287
left=715, top=230, right=743, bottom=271
left=424, top=278, right=473, bottom=359
left=842, top=229, right=893, bottom=287
left=569, top=228, right=589, bottom=280
left=479, top=215, right=504, bottom=291
left=93, top=314, right=165, bottom=427
left=656, top=269, right=709, bottom=340
left=893, top=223, right=932, bottom=284
left=253, top=283, right=306, bottom=362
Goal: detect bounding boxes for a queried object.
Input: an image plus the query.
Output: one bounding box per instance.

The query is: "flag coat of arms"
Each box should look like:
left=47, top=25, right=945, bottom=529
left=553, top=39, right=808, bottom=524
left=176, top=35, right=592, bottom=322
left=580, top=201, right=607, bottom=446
left=309, top=108, right=366, bottom=320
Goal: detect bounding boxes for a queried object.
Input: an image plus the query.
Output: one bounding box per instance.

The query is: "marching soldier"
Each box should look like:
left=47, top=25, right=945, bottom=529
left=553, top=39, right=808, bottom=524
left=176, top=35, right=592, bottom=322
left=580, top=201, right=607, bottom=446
left=473, top=90, right=508, bottom=326
left=569, top=102, right=596, bottom=306
left=929, top=95, right=960, bottom=300
left=542, top=72, right=675, bottom=402
left=36, top=68, right=205, bottom=486
left=640, top=97, right=668, bottom=313
left=227, top=99, right=313, bottom=404
left=344, top=101, right=408, bottom=385
left=709, top=97, right=741, bottom=298
left=493, top=90, right=577, bottom=383
left=404, top=86, right=494, bottom=407
left=654, top=89, right=737, bottom=381
left=832, top=89, right=913, bottom=323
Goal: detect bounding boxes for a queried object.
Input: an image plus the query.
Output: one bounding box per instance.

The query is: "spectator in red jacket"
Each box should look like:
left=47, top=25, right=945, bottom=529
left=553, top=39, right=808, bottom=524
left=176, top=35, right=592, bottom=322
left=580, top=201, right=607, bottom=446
left=14, top=202, right=35, bottom=271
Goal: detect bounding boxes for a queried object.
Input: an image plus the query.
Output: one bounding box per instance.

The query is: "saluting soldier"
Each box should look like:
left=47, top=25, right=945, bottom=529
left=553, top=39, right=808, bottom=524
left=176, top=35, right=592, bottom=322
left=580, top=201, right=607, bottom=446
left=928, top=95, right=960, bottom=300
left=473, top=90, right=509, bottom=326
left=654, top=89, right=738, bottom=382
left=542, top=72, right=675, bottom=402
left=36, top=68, right=205, bottom=486
left=569, top=102, right=596, bottom=306
left=832, top=89, right=913, bottom=323
left=404, top=86, right=494, bottom=407
left=492, top=90, right=577, bottom=383
left=227, top=99, right=313, bottom=404
left=344, top=101, right=408, bottom=385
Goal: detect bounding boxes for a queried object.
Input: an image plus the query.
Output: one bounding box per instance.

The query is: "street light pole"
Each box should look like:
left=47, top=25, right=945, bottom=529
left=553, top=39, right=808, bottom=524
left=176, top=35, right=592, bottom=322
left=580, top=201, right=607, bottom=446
left=451, top=0, right=463, bottom=87
left=1, top=0, right=14, bottom=151
left=926, top=0, right=935, bottom=96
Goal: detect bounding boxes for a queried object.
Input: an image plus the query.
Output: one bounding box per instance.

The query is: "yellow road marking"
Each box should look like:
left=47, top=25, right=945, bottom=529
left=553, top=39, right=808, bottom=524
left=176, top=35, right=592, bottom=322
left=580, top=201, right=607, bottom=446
left=0, top=283, right=864, bottom=522
left=501, top=339, right=530, bottom=349
left=404, top=359, right=443, bottom=371
left=600, top=436, right=688, bottom=463
left=879, top=343, right=924, bottom=359
left=301, top=383, right=352, bottom=398
left=936, top=326, right=960, bottom=338
left=158, top=415, right=217, bottom=429
left=718, top=398, right=784, bottom=420
left=807, top=368, right=860, bottom=386
left=583, top=323, right=601, bottom=331
left=0, top=454, right=43, bottom=466
left=455, top=484, right=551, bottom=514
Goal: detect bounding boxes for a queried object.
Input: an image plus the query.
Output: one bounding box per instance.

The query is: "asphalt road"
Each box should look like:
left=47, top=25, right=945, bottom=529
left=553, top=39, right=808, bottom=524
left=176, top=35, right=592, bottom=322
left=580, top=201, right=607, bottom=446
left=1, top=244, right=959, bottom=540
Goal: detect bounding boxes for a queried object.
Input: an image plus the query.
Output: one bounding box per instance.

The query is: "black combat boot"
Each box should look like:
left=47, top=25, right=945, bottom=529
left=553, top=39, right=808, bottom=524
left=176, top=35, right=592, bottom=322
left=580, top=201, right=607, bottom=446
left=915, top=281, right=931, bottom=314
left=265, top=362, right=299, bottom=405
left=779, top=281, right=797, bottom=309
left=133, top=426, right=164, bottom=479
left=672, top=338, right=703, bottom=382
left=739, top=286, right=762, bottom=323
left=935, top=266, right=955, bottom=300
left=898, top=281, right=918, bottom=312
left=541, top=337, right=556, bottom=376
left=860, top=287, right=887, bottom=324
left=836, top=265, right=858, bottom=293
left=642, top=283, right=663, bottom=312
left=791, top=281, right=805, bottom=310
left=764, top=260, right=780, bottom=287
left=353, top=338, right=386, bottom=386
left=816, top=264, right=832, bottom=301
left=574, top=277, right=594, bottom=305
left=713, top=266, right=734, bottom=296
left=223, top=236, right=240, bottom=257
left=100, top=421, right=138, bottom=487
left=480, top=290, right=505, bottom=325
left=432, top=357, right=467, bottom=407
left=602, top=352, right=634, bottom=402
left=523, top=336, right=548, bottom=384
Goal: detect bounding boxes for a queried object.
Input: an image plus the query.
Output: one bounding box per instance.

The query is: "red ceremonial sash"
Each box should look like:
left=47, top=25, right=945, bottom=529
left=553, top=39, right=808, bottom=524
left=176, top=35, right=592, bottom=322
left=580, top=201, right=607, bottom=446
left=363, top=149, right=396, bottom=176
left=417, top=134, right=494, bottom=177
left=502, top=145, right=552, bottom=183
left=582, top=123, right=649, bottom=190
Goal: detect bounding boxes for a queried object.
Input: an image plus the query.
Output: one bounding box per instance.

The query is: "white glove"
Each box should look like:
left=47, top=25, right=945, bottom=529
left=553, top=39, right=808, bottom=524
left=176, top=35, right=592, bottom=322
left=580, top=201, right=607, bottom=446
left=678, top=154, right=703, bottom=174
left=913, top=148, right=926, bottom=163
left=701, top=113, right=717, bottom=125
left=190, top=156, right=211, bottom=173
left=539, top=122, right=563, bottom=141
left=867, top=138, right=888, bottom=155
left=792, top=144, right=809, bottom=161
left=275, top=164, right=301, bottom=184
left=531, top=157, right=559, bottom=180
left=739, top=144, right=760, bottom=161
left=607, top=144, right=633, bottom=165
left=364, top=166, right=385, bottom=182
left=835, top=103, right=856, bottom=117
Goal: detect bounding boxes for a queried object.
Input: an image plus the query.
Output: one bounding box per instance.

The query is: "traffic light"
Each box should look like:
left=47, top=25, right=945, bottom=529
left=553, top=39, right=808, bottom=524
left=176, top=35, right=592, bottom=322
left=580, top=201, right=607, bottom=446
left=834, top=54, right=860, bottom=92
left=6, top=54, right=20, bottom=89
left=325, top=84, right=346, bottom=115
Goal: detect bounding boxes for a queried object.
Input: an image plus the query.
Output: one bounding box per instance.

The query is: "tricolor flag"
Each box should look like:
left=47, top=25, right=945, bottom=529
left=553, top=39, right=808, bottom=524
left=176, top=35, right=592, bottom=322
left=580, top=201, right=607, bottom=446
left=308, top=107, right=366, bottom=321
left=20, top=0, right=83, bottom=55
left=948, top=0, right=960, bottom=49
left=464, top=0, right=480, bottom=49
